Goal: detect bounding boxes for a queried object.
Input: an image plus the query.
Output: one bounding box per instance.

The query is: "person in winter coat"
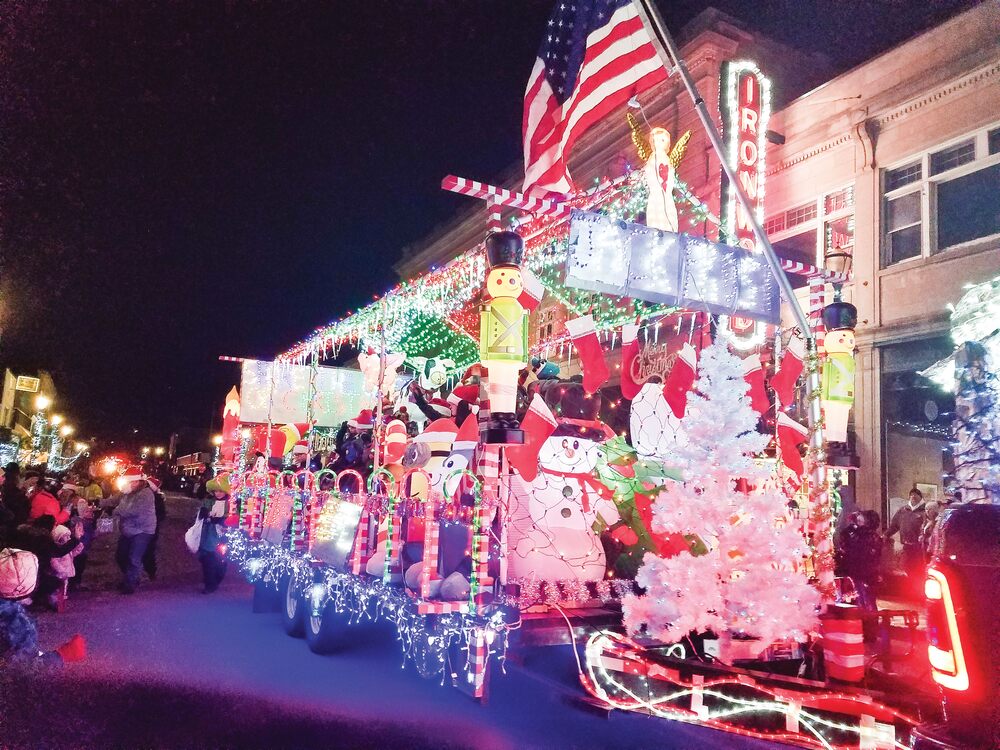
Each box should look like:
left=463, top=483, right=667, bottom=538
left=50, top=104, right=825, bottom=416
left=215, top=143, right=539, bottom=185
left=66, top=514, right=92, bottom=592
left=198, top=476, right=229, bottom=594
left=29, top=478, right=70, bottom=525
left=1, top=462, right=29, bottom=528
left=78, top=475, right=104, bottom=503
left=142, top=477, right=167, bottom=581
left=0, top=548, right=86, bottom=666
left=10, top=516, right=82, bottom=610
left=111, top=470, right=157, bottom=594
left=888, top=487, right=926, bottom=590
left=835, top=510, right=883, bottom=629
left=49, top=524, right=84, bottom=584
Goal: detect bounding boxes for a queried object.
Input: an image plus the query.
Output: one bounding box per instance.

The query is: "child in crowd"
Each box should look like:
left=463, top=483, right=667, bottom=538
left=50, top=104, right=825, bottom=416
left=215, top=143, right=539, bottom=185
left=0, top=548, right=86, bottom=666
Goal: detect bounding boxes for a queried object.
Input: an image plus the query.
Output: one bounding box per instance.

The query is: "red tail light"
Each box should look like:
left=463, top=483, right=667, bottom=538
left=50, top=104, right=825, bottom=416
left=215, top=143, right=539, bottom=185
left=925, top=567, right=969, bottom=692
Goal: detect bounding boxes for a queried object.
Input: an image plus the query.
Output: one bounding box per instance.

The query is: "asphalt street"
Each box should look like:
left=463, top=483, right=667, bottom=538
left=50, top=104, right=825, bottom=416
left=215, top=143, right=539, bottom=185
left=1, top=493, right=786, bottom=750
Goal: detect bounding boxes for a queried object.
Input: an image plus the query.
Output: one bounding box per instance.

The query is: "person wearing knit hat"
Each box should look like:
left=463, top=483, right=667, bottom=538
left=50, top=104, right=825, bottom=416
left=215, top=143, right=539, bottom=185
left=197, top=474, right=230, bottom=594
left=0, top=548, right=86, bottom=665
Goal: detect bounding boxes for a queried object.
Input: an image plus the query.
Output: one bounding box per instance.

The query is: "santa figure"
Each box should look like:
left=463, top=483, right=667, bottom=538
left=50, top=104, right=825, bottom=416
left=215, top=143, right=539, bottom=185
left=507, top=381, right=619, bottom=586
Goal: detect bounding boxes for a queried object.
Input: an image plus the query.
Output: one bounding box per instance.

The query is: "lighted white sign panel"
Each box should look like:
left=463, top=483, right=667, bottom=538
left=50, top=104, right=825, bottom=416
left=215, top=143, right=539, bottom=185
left=566, top=209, right=779, bottom=323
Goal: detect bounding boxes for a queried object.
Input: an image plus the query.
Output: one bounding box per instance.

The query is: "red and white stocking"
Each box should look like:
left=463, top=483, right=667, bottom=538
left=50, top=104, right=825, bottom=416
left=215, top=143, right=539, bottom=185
left=742, top=355, right=770, bottom=415
left=506, top=394, right=557, bottom=482
left=769, top=335, right=805, bottom=405
left=566, top=315, right=610, bottom=395
left=517, top=268, right=545, bottom=313
left=663, top=343, right=697, bottom=419
left=620, top=323, right=642, bottom=400
left=777, top=411, right=809, bottom=477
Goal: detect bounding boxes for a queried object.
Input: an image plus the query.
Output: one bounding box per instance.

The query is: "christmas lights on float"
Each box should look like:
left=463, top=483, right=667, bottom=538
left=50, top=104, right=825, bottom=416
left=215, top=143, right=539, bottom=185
left=582, top=630, right=916, bottom=750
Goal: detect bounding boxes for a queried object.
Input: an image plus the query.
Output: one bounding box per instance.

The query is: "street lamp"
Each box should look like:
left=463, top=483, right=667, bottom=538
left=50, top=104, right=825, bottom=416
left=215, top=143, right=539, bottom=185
left=29, top=396, right=52, bottom=464
left=50, top=414, right=64, bottom=426
left=154, top=446, right=165, bottom=456
left=60, top=425, right=74, bottom=437
left=74, top=442, right=88, bottom=452
left=211, top=433, right=223, bottom=470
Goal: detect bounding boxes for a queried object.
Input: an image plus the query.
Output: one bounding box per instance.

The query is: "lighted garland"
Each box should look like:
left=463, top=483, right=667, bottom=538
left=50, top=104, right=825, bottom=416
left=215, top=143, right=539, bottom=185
left=500, top=576, right=634, bottom=610
left=583, top=631, right=916, bottom=750
left=226, top=530, right=512, bottom=684
left=278, top=167, right=711, bottom=365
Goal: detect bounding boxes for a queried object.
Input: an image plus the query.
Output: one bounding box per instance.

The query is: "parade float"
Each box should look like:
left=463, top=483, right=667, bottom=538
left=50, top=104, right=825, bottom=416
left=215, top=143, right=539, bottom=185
left=206, top=3, right=928, bottom=748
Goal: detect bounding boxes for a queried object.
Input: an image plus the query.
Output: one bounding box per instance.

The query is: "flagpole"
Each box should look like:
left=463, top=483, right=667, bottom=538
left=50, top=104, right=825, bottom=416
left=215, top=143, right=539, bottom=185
left=631, top=0, right=832, bottom=598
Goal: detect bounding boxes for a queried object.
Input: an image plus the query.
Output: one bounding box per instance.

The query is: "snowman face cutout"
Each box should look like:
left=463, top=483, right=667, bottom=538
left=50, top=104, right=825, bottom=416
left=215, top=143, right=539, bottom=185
left=535, top=433, right=604, bottom=531
left=537, top=433, right=602, bottom=475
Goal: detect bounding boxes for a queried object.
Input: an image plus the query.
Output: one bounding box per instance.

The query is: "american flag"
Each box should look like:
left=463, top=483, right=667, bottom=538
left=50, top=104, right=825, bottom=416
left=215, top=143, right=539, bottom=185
left=522, top=0, right=667, bottom=196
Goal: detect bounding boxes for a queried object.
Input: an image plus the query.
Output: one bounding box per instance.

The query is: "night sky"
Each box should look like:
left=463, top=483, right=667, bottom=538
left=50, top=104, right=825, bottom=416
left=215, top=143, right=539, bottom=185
left=0, top=0, right=976, bottom=450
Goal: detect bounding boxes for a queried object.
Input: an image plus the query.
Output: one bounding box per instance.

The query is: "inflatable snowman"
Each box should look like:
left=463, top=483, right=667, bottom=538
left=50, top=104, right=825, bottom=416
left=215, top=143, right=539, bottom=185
left=507, top=381, right=619, bottom=585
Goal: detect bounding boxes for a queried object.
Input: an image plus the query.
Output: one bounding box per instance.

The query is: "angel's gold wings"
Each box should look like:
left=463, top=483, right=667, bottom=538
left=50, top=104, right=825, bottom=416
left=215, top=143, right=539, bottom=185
left=626, top=111, right=651, bottom=162
left=626, top=111, right=692, bottom=169
left=668, top=130, right=692, bottom=168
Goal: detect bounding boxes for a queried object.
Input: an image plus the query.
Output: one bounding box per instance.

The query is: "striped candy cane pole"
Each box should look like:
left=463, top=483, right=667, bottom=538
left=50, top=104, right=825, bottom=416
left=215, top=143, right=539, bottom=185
left=808, top=277, right=827, bottom=351
left=470, top=628, right=488, bottom=700
left=807, top=277, right=834, bottom=601
left=487, top=197, right=503, bottom=234
left=336, top=469, right=370, bottom=575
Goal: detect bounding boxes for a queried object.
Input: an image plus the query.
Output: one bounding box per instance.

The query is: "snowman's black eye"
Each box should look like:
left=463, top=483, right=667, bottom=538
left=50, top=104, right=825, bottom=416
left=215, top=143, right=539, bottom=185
left=573, top=440, right=579, bottom=450
left=561, top=439, right=568, bottom=449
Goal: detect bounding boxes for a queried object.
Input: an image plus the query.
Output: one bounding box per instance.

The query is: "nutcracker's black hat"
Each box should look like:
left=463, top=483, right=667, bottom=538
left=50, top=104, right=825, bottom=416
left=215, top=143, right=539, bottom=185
left=485, top=231, right=524, bottom=268
left=821, top=301, right=858, bottom=331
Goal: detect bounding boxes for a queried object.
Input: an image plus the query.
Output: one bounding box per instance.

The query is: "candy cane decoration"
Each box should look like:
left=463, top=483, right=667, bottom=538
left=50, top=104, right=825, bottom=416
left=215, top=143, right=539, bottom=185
left=367, top=468, right=400, bottom=585
left=337, top=469, right=371, bottom=574
left=291, top=469, right=314, bottom=552
left=442, top=468, right=483, bottom=611
left=309, top=469, right=338, bottom=545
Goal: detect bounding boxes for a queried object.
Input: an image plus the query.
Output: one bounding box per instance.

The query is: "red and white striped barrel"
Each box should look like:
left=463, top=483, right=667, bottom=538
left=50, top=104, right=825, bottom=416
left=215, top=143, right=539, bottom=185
left=821, top=605, right=865, bottom=682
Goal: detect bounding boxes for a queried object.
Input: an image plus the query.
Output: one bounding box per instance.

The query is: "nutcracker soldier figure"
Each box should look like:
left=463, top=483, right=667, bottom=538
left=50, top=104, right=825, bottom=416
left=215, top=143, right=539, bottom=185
left=480, top=231, right=528, bottom=444
left=821, top=301, right=858, bottom=443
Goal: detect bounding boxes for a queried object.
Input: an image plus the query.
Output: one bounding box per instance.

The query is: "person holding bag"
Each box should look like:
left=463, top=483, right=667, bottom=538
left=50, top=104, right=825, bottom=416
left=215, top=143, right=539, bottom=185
left=196, top=476, right=230, bottom=594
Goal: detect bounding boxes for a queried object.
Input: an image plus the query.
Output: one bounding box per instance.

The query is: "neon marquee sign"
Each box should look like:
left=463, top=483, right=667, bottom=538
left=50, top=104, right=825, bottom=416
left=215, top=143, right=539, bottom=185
left=720, top=61, right=772, bottom=349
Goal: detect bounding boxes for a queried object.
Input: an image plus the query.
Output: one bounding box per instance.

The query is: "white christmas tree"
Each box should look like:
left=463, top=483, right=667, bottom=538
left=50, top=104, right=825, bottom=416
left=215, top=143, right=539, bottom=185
left=623, top=337, right=819, bottom=648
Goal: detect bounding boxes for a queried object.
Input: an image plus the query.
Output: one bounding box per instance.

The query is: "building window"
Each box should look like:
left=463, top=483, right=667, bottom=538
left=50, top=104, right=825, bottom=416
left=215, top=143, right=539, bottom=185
left=766, top=185, right=855, bottom=277
left=930, top=139, right=975, bottom=175
left=881, top=337, right=955, bottom=522
left=786, top=202, right=818, bottom=229
left=824, top=186, right=854, bottom=215
left=763, top=214, right=785, bottom=235
left=536, top=309, right=555, bottom=343
left=989, top=126, right=1000, bottom=156
left=885, top=191, right=922, bottom=264
left=773, top=231, right=817, bottom=267
left=881, top=124, right=1000, bottom=266
left=885, top=162, right=922, bottom=191
left=936, top=162, right=1000, bottom=250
